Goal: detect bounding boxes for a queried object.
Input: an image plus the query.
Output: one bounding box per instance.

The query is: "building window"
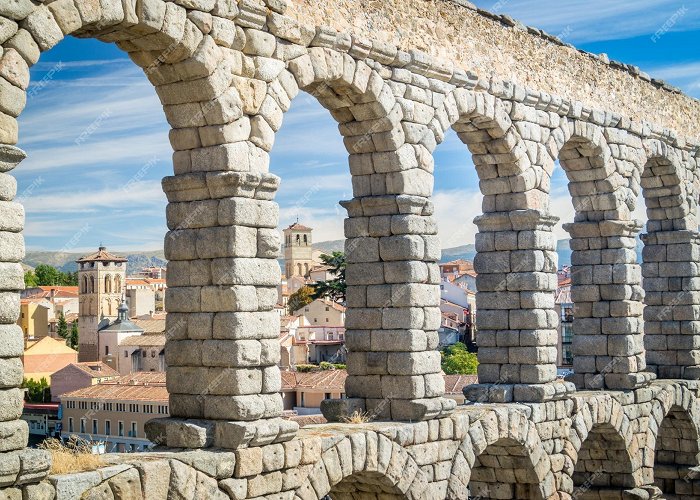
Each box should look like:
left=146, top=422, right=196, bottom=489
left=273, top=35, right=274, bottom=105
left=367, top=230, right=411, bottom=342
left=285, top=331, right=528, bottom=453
left=325, top=393, right=331, bottom=400
left=130, top=422, right=137, bottom=437
left=118, top=421, right=124, bottom=437
left=80, top=419, right=86, bottom=434
left=325, top=307, right=329, bottom=311
left=105, top=420, right=111, bottom=436
left=92, top=419, right=98, bottom=435
left=124, top=350, right=128, bottom=358
left=105, top=345, right=109, bottom=356
left=68, top=418, right=73, bottom=433
left=300, top=393, right=305, bottom=407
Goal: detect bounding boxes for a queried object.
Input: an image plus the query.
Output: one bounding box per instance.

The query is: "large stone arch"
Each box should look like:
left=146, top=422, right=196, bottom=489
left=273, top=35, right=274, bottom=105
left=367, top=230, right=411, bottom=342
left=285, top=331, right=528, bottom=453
left=550, top=119, right=648, bottom=391
left=294, top=431, right=427, bottom=500
left=277, top=50, right=453, bottom=421
left=638, top=140, right=700, bottom=379
left=638, top=139, right=693, bottom=231
left=645, top=384, right=700, bottom=495
left=567, top=397, right=641, bottom=491
left=433, top=89, right=562, bottom=402
left=447, top=409, right=556, bottom=499
left=0, top=0, right=225, bottom=457
left=548, top=120, right=630, bottom=221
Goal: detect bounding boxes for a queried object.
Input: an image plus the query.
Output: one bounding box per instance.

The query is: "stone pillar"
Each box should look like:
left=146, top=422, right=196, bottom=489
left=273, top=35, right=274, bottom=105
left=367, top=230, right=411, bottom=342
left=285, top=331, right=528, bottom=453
left=0, top=145, right=29, bottom=453
left=642, top=230, right=700, bottom=379
left=146, top=171, right=297, bottom=449
left=321, top=194, right=456, bottom=422
left=0, top=145, right=51, bottom=482
left=463, top=209, right=575, bottom=403
left=565, top=219, right=655, bottom=390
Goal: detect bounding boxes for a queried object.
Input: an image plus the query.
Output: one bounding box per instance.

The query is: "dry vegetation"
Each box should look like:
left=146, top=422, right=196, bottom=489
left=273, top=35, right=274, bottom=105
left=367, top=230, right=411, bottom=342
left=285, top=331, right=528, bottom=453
left=39, top=436, right=104, bottom=475
left=342, top=410, right=374, bottom=424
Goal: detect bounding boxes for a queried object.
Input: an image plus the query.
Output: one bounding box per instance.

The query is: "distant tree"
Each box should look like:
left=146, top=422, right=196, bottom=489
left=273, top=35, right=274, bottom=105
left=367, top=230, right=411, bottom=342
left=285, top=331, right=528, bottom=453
left=56, top=312, right=68, bottom=340
left=67, top=321, right=79, bottom=351
left=22, top=377, right=50, bottom=403
left=24, top=270, right=38, bottom=287
left=31, top=264, right=78, bottom=286
left=34, top=264, right=61, bottom=286
left=311, top=252, right=346, bottom=303
left=441, top=342, right=478, bottom=375
left=63, top=271, right=78, bottom=286
left=288, top=286, right=315, bottom=315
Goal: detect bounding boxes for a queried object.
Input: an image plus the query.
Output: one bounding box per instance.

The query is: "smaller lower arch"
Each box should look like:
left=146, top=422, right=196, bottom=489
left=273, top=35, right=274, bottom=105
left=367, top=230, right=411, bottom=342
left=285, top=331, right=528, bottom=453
left=652, top=400, right=700, bottom=497
left=467, top=437, right=547, bottom=500
left=573, top=422, right=637, bottom=491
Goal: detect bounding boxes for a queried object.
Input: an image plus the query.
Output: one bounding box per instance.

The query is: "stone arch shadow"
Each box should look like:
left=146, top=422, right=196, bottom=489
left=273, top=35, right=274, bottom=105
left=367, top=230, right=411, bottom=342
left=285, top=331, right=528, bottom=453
left=638, top=139, right=694, bottom=231
left=645, top=384, right=700, bottom=496
left=446, top=410, right=556, bottom=499
left=293, top=431, right=427, bottom=500
left=566, top=397, right=641, bottom=491
left=432, top=87, right=546, bottom=213
left=547, top=119, right=631, bottom=220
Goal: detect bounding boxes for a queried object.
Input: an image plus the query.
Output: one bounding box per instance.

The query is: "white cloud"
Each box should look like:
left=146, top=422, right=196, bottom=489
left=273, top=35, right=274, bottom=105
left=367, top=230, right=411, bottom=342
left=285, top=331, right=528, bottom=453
left=432, top=189, right=482, bottom=248
left=645, top=61, right=700, bottom=98
left=22, top=181, right=165, bottom=215
left=474, top=0, right=700, bottom=43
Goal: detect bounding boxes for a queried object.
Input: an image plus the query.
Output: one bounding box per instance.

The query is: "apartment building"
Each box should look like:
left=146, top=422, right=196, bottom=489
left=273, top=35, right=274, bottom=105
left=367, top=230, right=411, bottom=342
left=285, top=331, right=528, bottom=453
left=60, top=372, right=168, bottom=452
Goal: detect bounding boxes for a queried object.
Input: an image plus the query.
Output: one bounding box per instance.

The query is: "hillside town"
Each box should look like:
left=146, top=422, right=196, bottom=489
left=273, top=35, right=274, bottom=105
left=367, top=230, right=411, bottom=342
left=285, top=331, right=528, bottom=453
left=17, top=221, right=576, bottom=452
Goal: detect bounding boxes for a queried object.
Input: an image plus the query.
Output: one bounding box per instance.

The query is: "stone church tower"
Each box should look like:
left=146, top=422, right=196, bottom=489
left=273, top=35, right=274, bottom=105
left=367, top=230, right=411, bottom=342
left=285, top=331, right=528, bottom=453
left=76, top=246, right=127, bottom=362
left=283, top=222, right=314, bottom=277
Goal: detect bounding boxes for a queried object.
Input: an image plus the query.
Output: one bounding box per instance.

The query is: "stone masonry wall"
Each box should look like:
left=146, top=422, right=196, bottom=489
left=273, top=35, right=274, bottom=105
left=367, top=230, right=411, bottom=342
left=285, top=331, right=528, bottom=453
left=0, top=0, right=700, bottom=498
left=2, top=381, right=698, bottom=499
left=286, top=0, right=700, bottom=139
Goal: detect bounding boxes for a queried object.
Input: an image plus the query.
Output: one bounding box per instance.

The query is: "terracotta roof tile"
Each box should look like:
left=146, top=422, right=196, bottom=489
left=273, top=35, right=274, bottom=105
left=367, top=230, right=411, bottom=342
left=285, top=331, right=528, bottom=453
left=119, top=335, right=166, bottom=347
left=76, top=247, right=128, bottom=263
left=68, top=362, right=120, bottom=378
left=61, top=372, right=167, bottom=402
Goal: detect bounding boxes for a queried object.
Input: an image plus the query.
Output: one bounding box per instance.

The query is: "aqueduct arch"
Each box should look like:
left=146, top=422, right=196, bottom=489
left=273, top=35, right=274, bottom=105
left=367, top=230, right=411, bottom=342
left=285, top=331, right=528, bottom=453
left=1, top=0, right=700, bottom=498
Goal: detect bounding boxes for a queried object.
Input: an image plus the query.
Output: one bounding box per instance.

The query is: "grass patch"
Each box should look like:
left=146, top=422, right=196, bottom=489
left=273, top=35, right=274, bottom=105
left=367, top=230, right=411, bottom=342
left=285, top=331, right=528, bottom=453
left=39, top=436, right=104, bottom=475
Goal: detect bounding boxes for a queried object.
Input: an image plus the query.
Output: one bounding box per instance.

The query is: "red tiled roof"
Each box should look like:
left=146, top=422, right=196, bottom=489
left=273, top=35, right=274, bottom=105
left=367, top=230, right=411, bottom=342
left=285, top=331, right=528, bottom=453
left=76, top=247, right=128, bottom=263
left=285, top=222, right=312, bottom=231
left=102, top=372, right=166, bottom=385
left=68, top=362, right=120, bottom=378
left=61, top=372, right=167, bottom=402
left=38, top=286, right=79, bottom=293
left=441, top=259, right=473, bottom=268
left=119, top=334, right=166, bottom=347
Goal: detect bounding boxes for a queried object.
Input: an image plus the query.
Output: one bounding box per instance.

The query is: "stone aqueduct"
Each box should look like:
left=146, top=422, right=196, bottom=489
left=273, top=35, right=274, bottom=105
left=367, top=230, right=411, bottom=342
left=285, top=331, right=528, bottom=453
left=0, top=0, right=700, bottom=498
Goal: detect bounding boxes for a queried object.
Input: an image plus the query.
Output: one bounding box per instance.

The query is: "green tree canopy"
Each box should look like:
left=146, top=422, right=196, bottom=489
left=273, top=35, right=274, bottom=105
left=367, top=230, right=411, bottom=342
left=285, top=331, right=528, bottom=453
left=68, top=321, right=79, bottom=351
left=441, top=342, right=479, bottom=375
left=57, top=312, right=68, bottom=339
left=24, top=270, right=38, bottom=287
left=28, top=264, right=78, bottom=287
left=22, top=377, right=51, bottom=403
left=288, top=285, right=315, bottom=315
left=311, top=252, right=346, bottom=303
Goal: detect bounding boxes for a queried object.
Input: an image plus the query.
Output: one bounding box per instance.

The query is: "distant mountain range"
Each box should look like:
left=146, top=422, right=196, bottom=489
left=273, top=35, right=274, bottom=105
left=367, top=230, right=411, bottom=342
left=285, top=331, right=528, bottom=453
left=23, top=250, right=166, bottom=276
left=311, top=238, right=643, bottom=268
left=24, top=237, right=644, bottom=275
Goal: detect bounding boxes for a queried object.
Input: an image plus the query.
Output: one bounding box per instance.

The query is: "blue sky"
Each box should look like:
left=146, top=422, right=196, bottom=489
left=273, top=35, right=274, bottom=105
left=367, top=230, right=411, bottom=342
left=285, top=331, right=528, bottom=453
left=14, top=1, right=700, bottom=252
